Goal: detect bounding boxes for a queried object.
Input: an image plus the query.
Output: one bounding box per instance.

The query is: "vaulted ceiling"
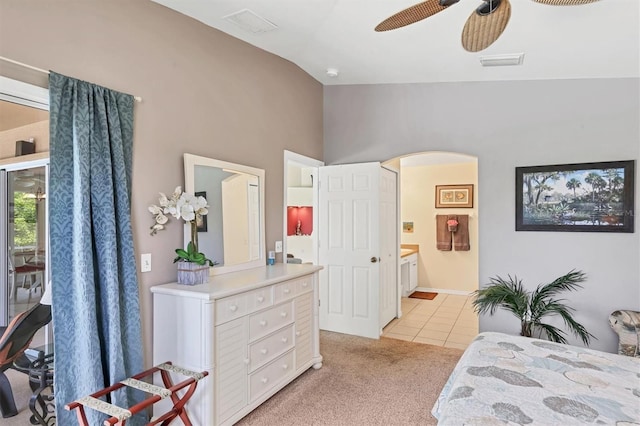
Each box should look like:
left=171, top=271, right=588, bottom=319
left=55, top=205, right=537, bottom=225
left=152, top=0, right=640, bottom=85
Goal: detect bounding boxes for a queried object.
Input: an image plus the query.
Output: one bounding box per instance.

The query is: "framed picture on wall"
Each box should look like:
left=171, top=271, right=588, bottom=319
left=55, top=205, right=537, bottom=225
left=195, top=191, right=208, bottom=232
left=516, top=160, right=635, bottom=233
left=435, top=184, right=474, bottom=208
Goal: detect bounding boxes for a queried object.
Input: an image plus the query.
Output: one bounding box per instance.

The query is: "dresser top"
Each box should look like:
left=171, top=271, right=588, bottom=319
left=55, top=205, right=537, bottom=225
left=150, top=263, right=323, bottom=300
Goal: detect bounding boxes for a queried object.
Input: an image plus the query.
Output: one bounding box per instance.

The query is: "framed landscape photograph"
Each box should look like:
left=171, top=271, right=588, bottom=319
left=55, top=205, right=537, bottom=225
left=436, top=184, right=474, bottom=208
left=516, top=160, right=635, bottom=233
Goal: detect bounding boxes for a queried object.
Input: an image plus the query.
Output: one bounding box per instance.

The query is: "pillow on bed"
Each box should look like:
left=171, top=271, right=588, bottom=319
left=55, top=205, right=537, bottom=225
left=609, top=310, right=640, bottom=357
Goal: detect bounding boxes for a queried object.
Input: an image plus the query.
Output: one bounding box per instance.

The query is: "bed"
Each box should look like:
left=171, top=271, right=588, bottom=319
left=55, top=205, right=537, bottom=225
left=432, top=332, right=640, bottom=425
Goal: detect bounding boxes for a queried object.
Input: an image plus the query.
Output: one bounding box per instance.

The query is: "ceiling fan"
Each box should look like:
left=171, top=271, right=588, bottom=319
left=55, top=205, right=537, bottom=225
left=375, top=0, right=600, bottom=52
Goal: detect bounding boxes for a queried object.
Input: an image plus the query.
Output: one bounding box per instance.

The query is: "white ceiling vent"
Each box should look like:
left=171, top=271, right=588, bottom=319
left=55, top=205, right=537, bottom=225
left=222, top=9, right=278, bottom=34
left=479, top=53, right=525, bottom=67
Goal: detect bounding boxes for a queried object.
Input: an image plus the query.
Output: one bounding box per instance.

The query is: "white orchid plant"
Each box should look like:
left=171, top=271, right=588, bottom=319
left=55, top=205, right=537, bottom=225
left=149, top=186, right=215, bottom=266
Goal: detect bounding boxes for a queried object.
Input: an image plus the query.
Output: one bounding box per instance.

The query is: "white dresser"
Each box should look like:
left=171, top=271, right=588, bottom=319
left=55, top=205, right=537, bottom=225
left=151, top=264, right=323, bottom=425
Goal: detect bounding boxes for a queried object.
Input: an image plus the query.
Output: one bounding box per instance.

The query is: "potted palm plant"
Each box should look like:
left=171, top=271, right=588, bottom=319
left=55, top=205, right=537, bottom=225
left=472, top=269, right=595, bottom=345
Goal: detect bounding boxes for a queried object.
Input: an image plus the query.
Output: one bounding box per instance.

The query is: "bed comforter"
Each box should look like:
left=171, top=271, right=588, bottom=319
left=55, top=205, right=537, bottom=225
left=432, top=332, right=640, bottom=425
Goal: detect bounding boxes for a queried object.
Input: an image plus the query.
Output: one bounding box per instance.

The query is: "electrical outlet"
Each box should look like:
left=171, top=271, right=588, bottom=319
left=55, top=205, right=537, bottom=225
left=141, top=253, right=152, bottom=272
left=275, top=241, right=283, bottom=253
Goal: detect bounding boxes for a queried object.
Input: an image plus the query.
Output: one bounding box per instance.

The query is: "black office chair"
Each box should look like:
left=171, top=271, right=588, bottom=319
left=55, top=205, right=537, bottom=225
left=0, top=302, right=52, bottom=418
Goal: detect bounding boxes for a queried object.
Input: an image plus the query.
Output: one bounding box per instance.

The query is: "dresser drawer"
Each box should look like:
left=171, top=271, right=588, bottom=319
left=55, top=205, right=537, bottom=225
left=273, top=276, right=313, bottom=303
left=248, top=324, right=294, bottom=372
left=249, top=350, right=295, bottom=402
left=273, top=279, right=297, bottom=303
left=216, top=294, right=249, bottom=325
left=249, top=301, right=293, bottom=341
left=296, top=275, right=313, bottom=295
left=247, top=287, right=273, bottom=313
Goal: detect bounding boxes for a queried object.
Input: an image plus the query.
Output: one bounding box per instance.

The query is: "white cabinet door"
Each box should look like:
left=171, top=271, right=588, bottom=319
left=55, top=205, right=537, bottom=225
left=215, top=317, right=248, bottom=425
left=294, top=292, right=313, bottom=370
left=409, top=254, right=418, bottom=291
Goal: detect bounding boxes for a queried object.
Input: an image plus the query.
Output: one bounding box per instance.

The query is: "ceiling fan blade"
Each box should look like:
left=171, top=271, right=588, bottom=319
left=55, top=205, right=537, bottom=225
left=532, top=0, right=599, bottom=4
left=375, top=0, right=454, bottom=32
left=461, top=0, right=511, bottom=52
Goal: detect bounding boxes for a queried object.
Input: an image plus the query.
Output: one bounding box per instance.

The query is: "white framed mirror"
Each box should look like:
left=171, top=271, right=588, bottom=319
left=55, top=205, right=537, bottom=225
left=184, top=153, right=266, bottom=275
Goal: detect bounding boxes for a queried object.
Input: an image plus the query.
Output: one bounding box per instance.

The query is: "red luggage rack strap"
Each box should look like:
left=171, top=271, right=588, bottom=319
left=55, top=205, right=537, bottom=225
left=65, top=362, right=208, bottom=426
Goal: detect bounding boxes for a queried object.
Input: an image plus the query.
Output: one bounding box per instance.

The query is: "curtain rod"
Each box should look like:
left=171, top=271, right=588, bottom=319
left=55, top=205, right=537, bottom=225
left=0, top=56, right=143, bottom=102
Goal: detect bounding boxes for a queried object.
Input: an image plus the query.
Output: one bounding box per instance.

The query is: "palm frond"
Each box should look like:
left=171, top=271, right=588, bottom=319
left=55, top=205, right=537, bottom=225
left=472, top=275, right=529, bottom=320
left=543, top=301, right=595, bottom=345
left=530, top=270, right=586, bottom=310
left=535, top=322, right=568, bottom=344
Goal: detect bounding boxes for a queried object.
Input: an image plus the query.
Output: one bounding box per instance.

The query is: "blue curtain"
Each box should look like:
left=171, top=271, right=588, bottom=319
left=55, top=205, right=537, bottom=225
left=49, top=72, right=145, bottom=425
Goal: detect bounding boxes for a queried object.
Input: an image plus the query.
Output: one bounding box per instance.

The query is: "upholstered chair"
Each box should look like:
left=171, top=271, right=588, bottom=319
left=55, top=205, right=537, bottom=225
left=609, top=310, right=640, bottom=357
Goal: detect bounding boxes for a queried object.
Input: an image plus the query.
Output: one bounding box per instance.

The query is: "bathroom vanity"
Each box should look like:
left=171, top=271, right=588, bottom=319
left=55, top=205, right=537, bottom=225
left=151, top=263, right=323, bottom=425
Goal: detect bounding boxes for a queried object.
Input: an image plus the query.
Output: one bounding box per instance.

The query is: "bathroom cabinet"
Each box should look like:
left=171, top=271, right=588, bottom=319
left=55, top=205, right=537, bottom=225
left=401, top=252, right=418, bottom=295
left=151, top=264, right=323, bottom=425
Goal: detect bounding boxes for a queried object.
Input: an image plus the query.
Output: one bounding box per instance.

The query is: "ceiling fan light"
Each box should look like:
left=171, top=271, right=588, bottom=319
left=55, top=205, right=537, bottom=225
left=326, top=68, right=339, bottom=78
left=479, top=53, right=525, bottom=66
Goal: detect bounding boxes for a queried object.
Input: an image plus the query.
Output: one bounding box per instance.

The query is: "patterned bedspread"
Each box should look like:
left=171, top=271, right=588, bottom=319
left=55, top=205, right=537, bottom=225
left=432, top=332, right=640, bottom=425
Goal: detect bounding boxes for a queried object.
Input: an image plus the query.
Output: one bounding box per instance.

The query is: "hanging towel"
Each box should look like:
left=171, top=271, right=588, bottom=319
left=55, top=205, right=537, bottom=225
left=436, top=215, right=452, bottom=251
left=453, top=214, right=470, bottom=251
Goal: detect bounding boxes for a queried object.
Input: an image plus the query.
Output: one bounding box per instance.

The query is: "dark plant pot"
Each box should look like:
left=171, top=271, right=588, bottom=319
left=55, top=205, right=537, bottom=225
left=176, top=261, right=210, bottom=285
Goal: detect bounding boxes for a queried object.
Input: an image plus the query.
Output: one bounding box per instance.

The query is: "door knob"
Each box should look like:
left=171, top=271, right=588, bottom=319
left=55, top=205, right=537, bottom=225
left=370, top=257, right=380, bottom=263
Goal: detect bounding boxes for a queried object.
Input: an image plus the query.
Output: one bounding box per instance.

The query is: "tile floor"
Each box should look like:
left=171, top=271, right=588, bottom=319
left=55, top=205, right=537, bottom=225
left=382, top=294, right=478, bottom=350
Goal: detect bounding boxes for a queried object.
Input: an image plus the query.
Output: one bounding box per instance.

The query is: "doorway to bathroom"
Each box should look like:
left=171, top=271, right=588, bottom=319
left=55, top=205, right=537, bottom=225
left=381, top=151, right=479, bottom=349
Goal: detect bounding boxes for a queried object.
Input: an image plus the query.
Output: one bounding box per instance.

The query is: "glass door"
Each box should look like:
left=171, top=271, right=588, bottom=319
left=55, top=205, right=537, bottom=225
left=0, top=162, right=49, bottom=327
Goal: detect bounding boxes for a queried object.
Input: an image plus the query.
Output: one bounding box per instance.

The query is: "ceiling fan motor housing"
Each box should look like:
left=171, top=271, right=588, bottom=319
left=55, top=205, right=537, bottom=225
left=477, top=0, right=502, bottom=16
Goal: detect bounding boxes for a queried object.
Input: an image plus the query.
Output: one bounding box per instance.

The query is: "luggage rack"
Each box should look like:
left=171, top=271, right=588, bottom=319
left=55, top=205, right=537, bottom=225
left=65, top=362, right=208, bottom=426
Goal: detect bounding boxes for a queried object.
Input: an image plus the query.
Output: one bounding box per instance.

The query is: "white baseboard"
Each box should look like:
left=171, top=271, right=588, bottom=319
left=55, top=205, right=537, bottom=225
left=413, top=287, right=473, bottom=296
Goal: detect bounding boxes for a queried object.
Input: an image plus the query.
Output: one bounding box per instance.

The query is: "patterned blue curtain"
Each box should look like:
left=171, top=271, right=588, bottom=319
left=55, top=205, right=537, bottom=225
left=49, top=72, right=145, bottom=425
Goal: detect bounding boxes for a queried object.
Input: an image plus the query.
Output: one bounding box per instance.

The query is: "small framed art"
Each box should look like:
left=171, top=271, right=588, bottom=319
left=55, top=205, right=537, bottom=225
left=435, top=184, right=474, bottom=208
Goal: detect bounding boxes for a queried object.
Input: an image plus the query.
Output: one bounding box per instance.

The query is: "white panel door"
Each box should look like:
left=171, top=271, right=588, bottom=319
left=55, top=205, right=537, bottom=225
left=379, top=168, right=397, bottom=329
left=319, top=162, right=386, bottom=339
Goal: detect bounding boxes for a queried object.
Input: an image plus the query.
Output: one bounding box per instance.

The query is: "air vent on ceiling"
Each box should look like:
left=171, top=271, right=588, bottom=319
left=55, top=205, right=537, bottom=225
left=479, top=53, right=525, bottom=67
left=223, top=9, right=278, bottom=34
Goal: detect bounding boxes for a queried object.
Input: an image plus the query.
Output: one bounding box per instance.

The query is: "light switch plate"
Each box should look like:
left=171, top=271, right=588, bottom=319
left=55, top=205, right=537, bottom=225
left=141, top=253, right=151, bottom=272
left=275, top=241, right=283, bottom=253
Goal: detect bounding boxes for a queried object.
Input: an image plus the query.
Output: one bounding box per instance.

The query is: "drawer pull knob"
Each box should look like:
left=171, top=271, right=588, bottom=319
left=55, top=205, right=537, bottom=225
left=261, top=377, right=268, bottom=384
left=280, top=312, right=287, bottom=318
left=260, top=348, right=268, bottom=355
left=244, top=359, right=250, bottom=365
left=302, top=282, right=308, bottom=287
left=295, top=331, right=301, bottom=337
left=282, top=364, right=289, bottom=370
left=229, top=305, right=238, bottom=312
left=259, top=320, right=267, bottom=327
left=257, top=296, right=264, bottom=303
left=283, top=288, right=291, bottom=294
left=281, top=337, right=288, bottom=343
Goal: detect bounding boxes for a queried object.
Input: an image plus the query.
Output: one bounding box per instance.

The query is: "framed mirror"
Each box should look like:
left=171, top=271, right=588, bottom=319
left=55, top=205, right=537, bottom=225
left=184, top=153, right=266, bottom=275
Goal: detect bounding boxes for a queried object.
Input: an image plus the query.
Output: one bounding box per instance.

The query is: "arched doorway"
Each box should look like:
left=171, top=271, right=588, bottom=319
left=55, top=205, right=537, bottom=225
left=382, top=151, right=479, bottom=350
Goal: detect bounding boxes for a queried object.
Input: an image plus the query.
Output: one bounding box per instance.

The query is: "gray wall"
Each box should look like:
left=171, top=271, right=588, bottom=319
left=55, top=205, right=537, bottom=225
left=325, top=79, right=640, bottom=353
left=0, top=0, right=323, bottom=363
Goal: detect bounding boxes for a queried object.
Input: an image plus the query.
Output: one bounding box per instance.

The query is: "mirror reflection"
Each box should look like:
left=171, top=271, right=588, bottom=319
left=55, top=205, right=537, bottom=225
left=184, top=154, right=265, bottom=275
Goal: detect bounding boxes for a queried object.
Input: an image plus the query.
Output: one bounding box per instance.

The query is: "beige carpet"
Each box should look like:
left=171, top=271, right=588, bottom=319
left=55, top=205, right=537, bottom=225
left=238, top=330, right=463, bottom=426
left=3, top=331, right=463, bottom=426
